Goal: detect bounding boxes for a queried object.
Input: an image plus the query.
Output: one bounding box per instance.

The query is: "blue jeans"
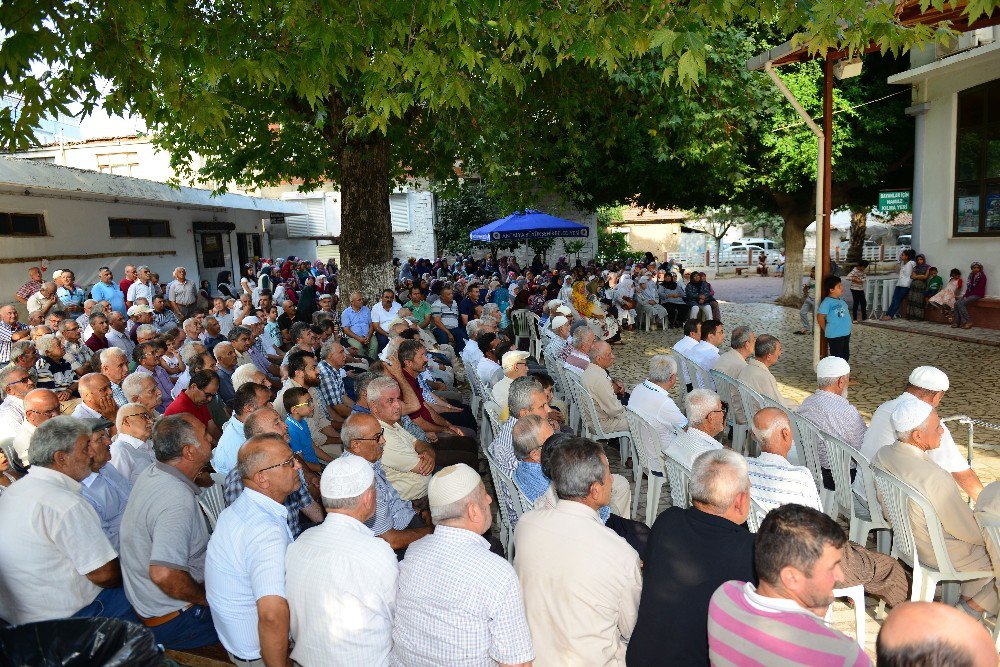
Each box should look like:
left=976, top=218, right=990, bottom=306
left=433, top=326, right=468, bottom=353
left=885, top=286, right=910, bottom=318
left=72, top=586, right=139, bottom=623
left=147, top=605, right=219, bottom=650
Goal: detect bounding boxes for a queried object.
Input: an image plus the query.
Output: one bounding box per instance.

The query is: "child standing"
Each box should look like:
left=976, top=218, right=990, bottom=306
left=796, top=267, right=816, bottom=334
left=282, top=386, right=329, bottom=473
left=846, top=260, right=869, bottom=322
left=818, top=275, right=852, bottom=361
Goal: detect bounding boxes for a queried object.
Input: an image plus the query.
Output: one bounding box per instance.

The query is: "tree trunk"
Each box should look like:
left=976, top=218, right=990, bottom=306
left=847, top=207, right=867, bottom=267
left=773, top=196, right=817, bottom=306
left=337, top=136, right=395, bottom=306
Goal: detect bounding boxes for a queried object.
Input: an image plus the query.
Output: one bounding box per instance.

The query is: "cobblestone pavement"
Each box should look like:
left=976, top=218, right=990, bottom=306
left=601, top=299, right=1000, bottom=657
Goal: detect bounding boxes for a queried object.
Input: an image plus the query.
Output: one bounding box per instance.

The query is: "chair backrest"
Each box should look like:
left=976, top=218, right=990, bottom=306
left=854, top=447, right=891, bottom=532
left=820, top=430, right=859, bottom=522
left=566, top=371, right=619, bottom=439
left=0, top=438, right=28, bottom=476
left=198, top=483, right=226, bottom=532
left=790, top=414, right=827, bottom=498
left=482, top=400, right=503, bottom=447
left=976, top=515, right=1000, bottom=585
left=624, top=408, right=658, bottom=475
left=510, top=309, right=536, bottom=342
left=747, top=496, right=768, bottom=533
left=483, top=445, right=533, bottom=520
left=710, top=370, right=741, bottom=428
left=662, top=448, right=692, bottom=509
left=872, top=466, right=957, bottom=575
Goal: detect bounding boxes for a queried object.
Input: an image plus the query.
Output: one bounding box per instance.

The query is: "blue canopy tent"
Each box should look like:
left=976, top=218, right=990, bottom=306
left=469, top=209, right=590, bottom=243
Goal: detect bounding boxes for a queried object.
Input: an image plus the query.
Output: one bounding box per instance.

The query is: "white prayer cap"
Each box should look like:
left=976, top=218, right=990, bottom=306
left=320, top=455, right=374, bottom=500
left=428, top=463, right=481, bottom=509
left=815, top=356, right=850, bottom=379
left=551, top=315, right=569, bottom=330
left=502, top=350, right=529, bottom=370
left=908, top=366, right=949, bottom=392
left=545, top=299, right=561, bottom=311
left=891, top=400, right=934, bottom=434
left=241, top=316, right=260, bottom=325
left=52, top=269, right=63, bottom=280
left=555, top=305, right=572, bottom=316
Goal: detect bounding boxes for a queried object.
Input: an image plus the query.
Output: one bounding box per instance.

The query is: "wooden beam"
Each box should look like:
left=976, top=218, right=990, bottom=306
left=0, top=249, right=177, bottom=265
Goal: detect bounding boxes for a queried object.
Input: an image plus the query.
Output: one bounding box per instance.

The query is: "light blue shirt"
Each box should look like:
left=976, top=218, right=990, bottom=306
left=91, top=281, right=127, bottom=315
left=80, top=462, right=133, bottom=550
left=57, top=285, right=86, bottom=309
left=818, top=296, right=852, bottom=339
left=212, top=416, right=247, bottom=475
left=205, top=488, right=292, bottom=661
left=341, top=305, right=372, bottom=338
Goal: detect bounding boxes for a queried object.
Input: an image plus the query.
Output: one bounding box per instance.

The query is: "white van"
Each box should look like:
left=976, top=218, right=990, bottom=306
left=730, top=238, right=779, bottom=251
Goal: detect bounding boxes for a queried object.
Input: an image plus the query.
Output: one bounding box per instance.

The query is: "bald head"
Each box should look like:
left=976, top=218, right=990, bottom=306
left=877, top=601, right=996, bottom=667
left=237, top=434, right=292, bottom=486
left=751, top=407, right=793, bottom=457
left=23, top=388, right=60, bottom=426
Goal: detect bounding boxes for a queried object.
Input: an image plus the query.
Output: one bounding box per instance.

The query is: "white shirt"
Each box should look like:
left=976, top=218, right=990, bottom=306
left=476, top=357, right=503, bottom=385
left=206, top=488, right=293, bottom=661
left=0, top=466, right=117, bottom=624
left=856, top=392, right=969, bottom=497
left=672, top=336, right=699, bottom=384
left=127, top=279, right=155, bottom=304
left=627, top=380, right=687, bottom=470
left=0, top=395, right=25, bottom=434
left=106, top=328, right=135, bottom=359
left=461, top=342, right=483, bottom=369
left=286, top=512, right=398, bottom=667
left=110, top=433, right=157, bottom=486
left=897, top=260, right=916, bottom=288
left=371, top=301, right=401, bottom=331
left=688, top=340, right=720, bottom=373
left=668, top=426, right=722, bottom=470
left=26, top=290, right=52, bottom=315
left=747, top=452, right=822, bottom=513
left=212, top=416, right=247, bottom=475
left=12, top=420, right=35, bottom=467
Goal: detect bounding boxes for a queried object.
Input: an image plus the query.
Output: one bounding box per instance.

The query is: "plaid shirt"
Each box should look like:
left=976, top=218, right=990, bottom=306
left=392, top=526, right=534, bottom=666
left=317, top=360, right=345, bottom=419
left=796, top=389, right=867, bottom=468
left=0, top=321, right=28, bottom=364
left=62, top=340, right=94, bottom=374
left=15, top=280, right=42, bottom=301
left=223, top=466, right=313, bottom=538
left=489, top=417, right=518, bottom=522
left=342, top=450, right=415, bottom=535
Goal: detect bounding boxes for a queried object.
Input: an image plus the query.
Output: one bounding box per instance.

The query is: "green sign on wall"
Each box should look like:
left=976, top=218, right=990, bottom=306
left=878, top=190, right=911, bottom=213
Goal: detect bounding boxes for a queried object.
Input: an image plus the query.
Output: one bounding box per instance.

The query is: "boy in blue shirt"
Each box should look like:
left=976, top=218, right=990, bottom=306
left=818, top=275, right=852, bottom=361
left=282, top=387, right=326, bottom=473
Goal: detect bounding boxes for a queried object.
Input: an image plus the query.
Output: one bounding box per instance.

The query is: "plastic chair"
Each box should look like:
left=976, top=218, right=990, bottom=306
left=849, top=447, right=893, bottom=554
left=873, top=466, right=992, bottom=604
left=564, top=372, right=633, bottom=472
left=483, top=445, right=532, bottom=562
left=820, top=430, right=890, bottom=554
left=791, top=414, right=836, bottom=517
left=662, top=448, right=691, bottom=509
left=482, top=400, right=503, bottom=448
left=198, top=483, right=226, bottom=532
left=734, top=381, right=768, bottom=458
left=625, top=408, right=667, bottom=526
left=747, top=496, right=767, bottom=532
left=974, top=515, right=1000, bottom=649
left=511, top=309, right=541, bottom=359
left=0, top=437, right=28, bottom=476
left=710, top=370, right=749, bottom=455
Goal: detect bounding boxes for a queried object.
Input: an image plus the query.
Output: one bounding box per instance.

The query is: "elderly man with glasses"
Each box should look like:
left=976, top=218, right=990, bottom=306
left=13, top=388, right=61, bottom=466
left=80, top=418, right=132, bottom=550
left=59, top=316, right=97, bottom=376
left=0, top=363, right=36, bottom=433
left=111, top=403, right=157, bottom=486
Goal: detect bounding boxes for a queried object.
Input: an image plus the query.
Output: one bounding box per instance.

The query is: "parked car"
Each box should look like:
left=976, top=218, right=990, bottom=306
left=729, top=237, right=780, bottom=251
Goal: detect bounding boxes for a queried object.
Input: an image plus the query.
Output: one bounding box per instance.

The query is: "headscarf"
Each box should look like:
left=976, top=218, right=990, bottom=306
left=296, top=282, right=318, bottom=322
left=571, top=281, right=595, bottom=317
left=616, top=274, right=635, bottom=299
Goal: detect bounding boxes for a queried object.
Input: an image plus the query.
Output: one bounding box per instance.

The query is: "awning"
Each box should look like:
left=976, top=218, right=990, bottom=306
left=469, top=210, right=590, bottom=242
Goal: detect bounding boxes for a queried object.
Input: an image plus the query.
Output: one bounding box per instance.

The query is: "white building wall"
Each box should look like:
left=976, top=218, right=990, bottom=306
left=392, top=191, right=437, bottom=260
left=894, top=43, right=1000, bottom=297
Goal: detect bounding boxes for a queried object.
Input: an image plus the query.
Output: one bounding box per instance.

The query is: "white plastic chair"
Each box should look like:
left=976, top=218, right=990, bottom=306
left=791, top=414, right=836, bottom=517
left=482, top=400, right=503, bottom=448
left=625, top=408, right=667, bottom=526
left=747, top=496, right=767, bottom=532
left=974, top=515, right=1000, bottom=649
left=821, top=431, right=890, bottom=554
left=873, top=466, right=992, bottom=604
left=198, top=483, right=226, bottom=532
left=483, top=445, right=531, bottom=562
left=710, top=370, right=749, bottom=455
left=850, top=447, right=893, bottom=554
left=564, top=371, right=633, bottom=471
left=734, top=381, right=768, bottom=458
left=0, top=437, right=28, bottom=475
left=511, top=309, right=541, bottom=360
left=662, top=448, right=691, bottom=510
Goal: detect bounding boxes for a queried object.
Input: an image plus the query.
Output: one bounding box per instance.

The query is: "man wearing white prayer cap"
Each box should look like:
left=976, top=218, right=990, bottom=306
left=797, top=355, right=868, bottom=491
left=545, top=315, right=571, bottom=360
left=392, top=464, right=535, bottom=666
left=285, top=454, right=399, bottom=667
left=859, top=365, right=984, bottom=501
left=873, top=402, right=998, bottom=618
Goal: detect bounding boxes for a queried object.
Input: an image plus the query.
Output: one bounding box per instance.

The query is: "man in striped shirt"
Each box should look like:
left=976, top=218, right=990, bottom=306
left=707, top=503, right=872, bottom=666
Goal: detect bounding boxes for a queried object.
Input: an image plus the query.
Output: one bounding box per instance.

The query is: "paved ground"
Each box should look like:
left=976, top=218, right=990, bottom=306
left=601, top=299, right=1000, bottom=657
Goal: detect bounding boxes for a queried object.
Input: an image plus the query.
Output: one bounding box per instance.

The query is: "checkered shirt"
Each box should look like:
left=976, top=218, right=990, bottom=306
left=796, top=389, right=867, bottom=468
left=488, top=417, right=518, bottom=522
left=317, top=360, right=345, bottom=419
left=153, top=309, right=180, bottom=333
left=341, top=450, right=416, bottom=535
left=62, top=340, right=94, bottom=375
left=392, top=525, right=534, bottom=667
left=0, top=321, right=28, bottom=364
left=223, top=466, right=312, bottom=538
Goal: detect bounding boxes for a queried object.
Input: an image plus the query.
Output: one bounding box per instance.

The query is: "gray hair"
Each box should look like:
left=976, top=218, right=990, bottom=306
left=648, top=354, right=677, bottom=383
left=323, top=481, right=375, bottom=511
left=571, top=326, right=595, bottom=348
left=57, top=318, right=78, bottom=333
left=99, top=346, right=126, bottom=366
left=179, top=341, right=203, bottom=365
left=549, top=437, right=606, bottom=500
left=689, top=449, right=749, bottom=511
left=232, top=363, right=264, bottom=391
left=512, top=414, right=548, bottom=461
left=751, top=408, right=791, bottom=450
left=430, top=483, right=485, bottom=523
left=320, top=338, right=341, bottom=359
left=183, top=318, right=200, bottom=332
left=730, top=326, right=753, bottom=350
left=121, top=372, right=155, bottom=401
left=0, top=364, right=32, bottom=399
left=366, top=376, right=400, bottom=405
left=243, top=407, right=280, bottom=438
left=341, top=413, right=375, bottom=452
left=36, top=334, right=61, bottom=357
left=10, top=340, right=36, bottom=364
left=465, top=319, right=483, bottom=340
left=152, top=415, right=198, bottom=462
left=89, top=312, right=108, bottom=325
left=135, top=323, right=157, bottom=339
left=754, top=334, right=779, bottom=359
left=685, top=389, right=721, bottom=427
left=508, top=376, right=543, bottom=418
left=213, top=341, right=235, bottom=358
left=115, top=402, right=148, bottom=430
left=28, top=416, right=90, bottom=467
left=137, top=265, right=150, bottom=273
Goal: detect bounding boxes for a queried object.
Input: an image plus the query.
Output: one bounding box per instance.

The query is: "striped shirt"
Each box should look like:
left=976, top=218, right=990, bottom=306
left=488, top=417, right=518, bottom=521
left=746, top=452, right=822, bottom=513
left=152, top=308, right=180, bottom=333
left=111, top=381, right=128, bottom=407
left=62, top=340, right=94, bottom=375
left=206, top=488, right=292, bottom=661
left=393, top=526, right=534, bottom=667
left=797, top=390, right=866, bottom=468
left=0, top=321, right=28, bottom=364
left=708, top=581, right=871, bottom=666
left=341, top=451, right=416, bottom=535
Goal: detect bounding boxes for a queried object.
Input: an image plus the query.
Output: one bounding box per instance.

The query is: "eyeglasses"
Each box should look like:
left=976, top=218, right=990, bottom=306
left=28, top=407, right=61, bottom=417
left=123, top=412, right=153, bottom=422
left=710, top=406, right=728, bottom=416
left=4, top=376, right=34, bottom=389
left=62, top=325, right=79, bottom=332
left=255, top=454, right=296, bottom=475
left=354, top=428, right=385, bottom=443
left=291, top=398, right=315, bottom=409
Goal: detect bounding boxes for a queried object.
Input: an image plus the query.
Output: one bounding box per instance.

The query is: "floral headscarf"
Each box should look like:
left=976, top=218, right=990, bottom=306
left=571, top=280, right=595, bottom=317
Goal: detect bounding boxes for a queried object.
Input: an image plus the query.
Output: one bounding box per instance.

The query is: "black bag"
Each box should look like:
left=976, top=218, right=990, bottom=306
left=0, top=618, right=162, bottom=667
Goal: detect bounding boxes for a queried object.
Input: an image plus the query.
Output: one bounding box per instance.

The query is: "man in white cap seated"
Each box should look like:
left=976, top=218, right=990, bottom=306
left=860, top=366, right=983, bottom=501
left=492, top=349, right=529, bottom=420
left=796, top=355, right=867, bottom=491
left=392, top=464, right=535, bottom=666
left=559, top=325, right=595, bottom=375
left=544, top=315, right=571, bottom=360
left=285, top=453, right=399, bottom=666
left=873, top=400, right=997, bottom=618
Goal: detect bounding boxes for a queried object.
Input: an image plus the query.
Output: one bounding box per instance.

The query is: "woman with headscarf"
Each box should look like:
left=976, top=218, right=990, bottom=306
left=614, top=273, right=638, bottom=330
left=558, top=275, right=574, bottom=304
left=572, top=280, right=621, bottom=343
left=657, top=270, right=687, bottom=327
left=282, top=278, right=299, bottom=306
left=295, top=277, right=318, bottom=323
left=954, top=261, right=987, bottom=330
left=216, top=271, right=235, bottom=299
left=685, top=271, right=714, bottom=320
left=906, top=253, right=931, bottom=321
left=280, top=258, right=295, bottom=281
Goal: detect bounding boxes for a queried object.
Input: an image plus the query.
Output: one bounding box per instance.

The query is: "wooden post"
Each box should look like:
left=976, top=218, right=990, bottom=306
left=819, top=53, right=835, bottom=358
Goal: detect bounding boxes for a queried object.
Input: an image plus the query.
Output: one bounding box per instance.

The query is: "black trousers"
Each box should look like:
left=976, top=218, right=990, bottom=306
left=850, top=289, right=867, bottom=320
left=440, top=403, right=477, bottom=432
left=827, top=335, right=850, bottom=361
left=606, top=513, right=651, bottom=555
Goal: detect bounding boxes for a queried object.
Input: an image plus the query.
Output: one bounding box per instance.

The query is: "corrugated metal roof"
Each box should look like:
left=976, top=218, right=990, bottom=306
left=0, top=156, right=306, bottom=214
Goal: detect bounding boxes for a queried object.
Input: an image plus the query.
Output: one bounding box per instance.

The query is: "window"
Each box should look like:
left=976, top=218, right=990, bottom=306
left=390, top=193, right=410, bottom=233
left=0, top=212, right=46, bottom=236
left=954, top=79, right=1000, bottom=236
left=108, top=218, right=171, bottom=238
left=96, top=152, right=140, bottom=176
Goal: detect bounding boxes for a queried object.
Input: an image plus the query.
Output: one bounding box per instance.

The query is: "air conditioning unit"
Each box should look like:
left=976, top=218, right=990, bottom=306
left=936, top=28, right=996, bottom=60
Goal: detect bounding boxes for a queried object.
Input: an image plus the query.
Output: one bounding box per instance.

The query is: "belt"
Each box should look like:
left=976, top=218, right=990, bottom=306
left=140, top=604, right=193, bottom=628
